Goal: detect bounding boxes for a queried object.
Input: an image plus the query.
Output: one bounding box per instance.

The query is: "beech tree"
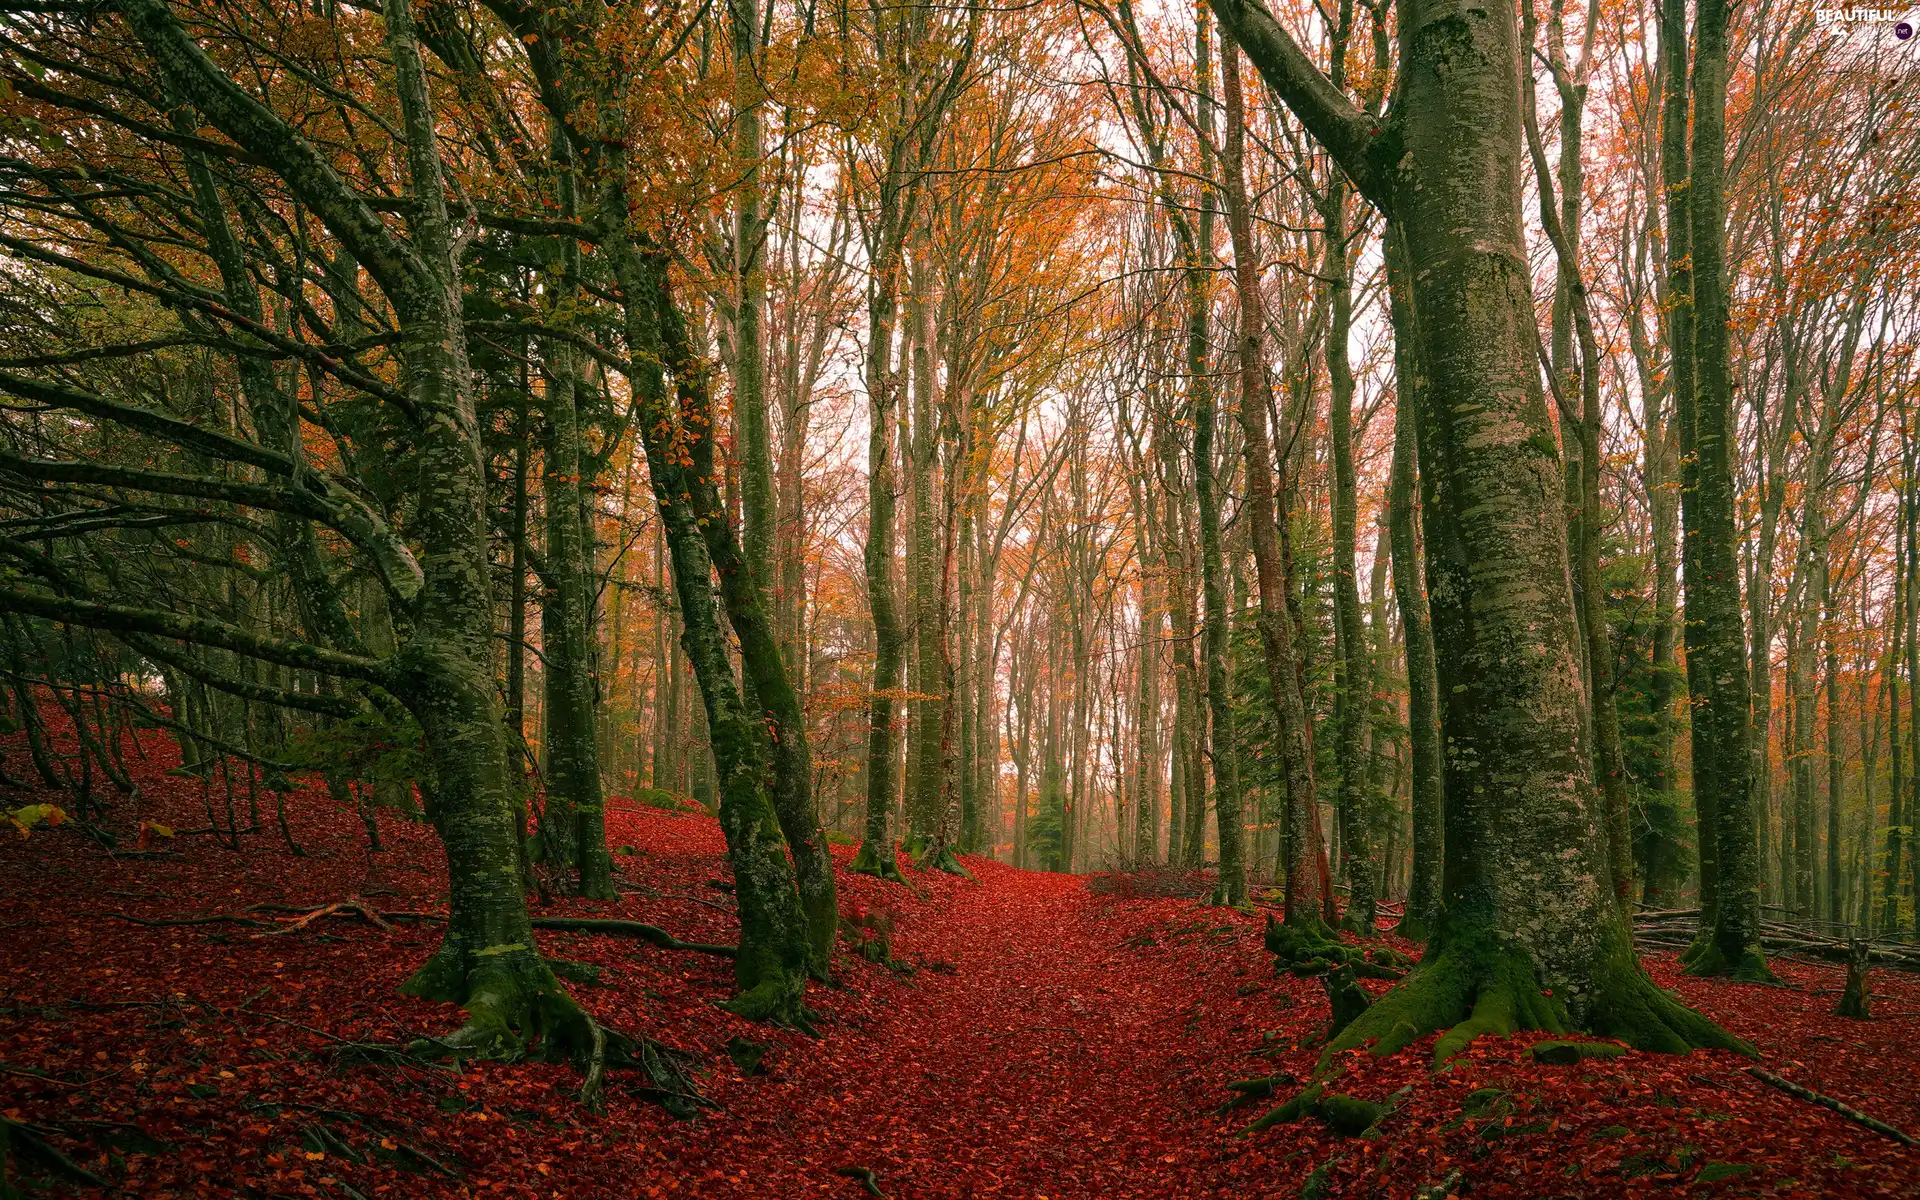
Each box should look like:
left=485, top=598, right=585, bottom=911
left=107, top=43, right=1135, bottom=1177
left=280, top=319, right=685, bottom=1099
left=1207, top=0, right=1747, bottom=1054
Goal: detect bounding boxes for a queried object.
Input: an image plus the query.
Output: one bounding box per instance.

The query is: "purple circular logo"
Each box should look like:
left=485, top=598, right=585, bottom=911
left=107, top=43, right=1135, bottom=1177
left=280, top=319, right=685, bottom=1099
left=1898, top=19, right=1915, bottom=39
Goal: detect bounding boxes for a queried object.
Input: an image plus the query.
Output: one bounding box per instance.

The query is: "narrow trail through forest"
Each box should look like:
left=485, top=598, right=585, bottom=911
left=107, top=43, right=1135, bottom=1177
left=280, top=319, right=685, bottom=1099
left=728, top=862, right=1256, bottom=1198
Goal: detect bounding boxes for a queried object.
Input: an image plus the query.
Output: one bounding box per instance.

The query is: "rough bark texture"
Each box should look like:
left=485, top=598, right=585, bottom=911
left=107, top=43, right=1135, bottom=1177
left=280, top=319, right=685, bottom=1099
left=1384, top=237, right=1442, bottom=944
left=1211, top=0, right=1747, bottom=1060
left=1682, top=0, right=1770, bottom=979
left=1656, top=0, right=1712, bottom=930
left=1222, top=43, right=1322, bottom=920
left=614, top=250, right=812, bottom=1022
left=537, top=316, right=614, bottom=899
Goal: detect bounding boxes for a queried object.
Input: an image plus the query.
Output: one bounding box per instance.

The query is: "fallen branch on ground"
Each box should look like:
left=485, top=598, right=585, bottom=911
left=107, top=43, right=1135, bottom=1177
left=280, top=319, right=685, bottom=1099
left=1744, top=1066, right=1918, bottom=1148
left=99, top=911, right=273, bottom=928
left=241, top=901, right=738, bottom=958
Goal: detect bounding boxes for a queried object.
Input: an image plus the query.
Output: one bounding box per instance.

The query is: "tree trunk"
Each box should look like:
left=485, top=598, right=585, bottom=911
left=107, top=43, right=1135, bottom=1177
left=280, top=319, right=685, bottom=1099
left=1213, top=0, right=1747, bottom=1056
left=1221, top=42, right=1322, bottom=919
left=615, top=249, right=814, bottom=1019
left=1684, top=0, right=1770, bottom=977
left=855, top=225, right=909, bottom=882
left=537, top=314, right=614, bottom=898
left=1385, top=236, right=1442, bottom=942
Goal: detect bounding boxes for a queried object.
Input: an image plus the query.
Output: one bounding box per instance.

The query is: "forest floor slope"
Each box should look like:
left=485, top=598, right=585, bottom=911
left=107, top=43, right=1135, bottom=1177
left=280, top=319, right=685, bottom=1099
left=2, top=724, right=1918, bottom=1197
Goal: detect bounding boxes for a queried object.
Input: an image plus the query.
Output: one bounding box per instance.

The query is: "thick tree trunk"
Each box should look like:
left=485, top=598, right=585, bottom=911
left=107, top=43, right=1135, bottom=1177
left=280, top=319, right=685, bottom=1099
left=1213, top=0, right=1747, bottom=1057
left=614, top=251, right=813, bottom=1019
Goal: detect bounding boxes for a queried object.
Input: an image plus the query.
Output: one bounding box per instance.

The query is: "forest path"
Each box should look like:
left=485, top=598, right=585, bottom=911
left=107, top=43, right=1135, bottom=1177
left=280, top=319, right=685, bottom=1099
left=665, top=854, right=1286, bottom=1199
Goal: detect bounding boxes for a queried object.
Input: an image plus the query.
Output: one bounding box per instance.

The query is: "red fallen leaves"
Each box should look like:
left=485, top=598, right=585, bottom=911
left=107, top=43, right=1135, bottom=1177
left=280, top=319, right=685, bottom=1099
left=0, top=715, right=1917, bottom=1198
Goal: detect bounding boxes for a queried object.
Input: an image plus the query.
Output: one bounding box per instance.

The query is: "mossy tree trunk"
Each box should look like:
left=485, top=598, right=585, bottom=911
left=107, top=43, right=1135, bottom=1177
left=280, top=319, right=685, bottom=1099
left=609, top=250, right=812, bottom=1019
left=123, top=0, right=600, bottom=1052
left=907, top=248, right=945, bottom=851
left=1211, top=0, right=1748, bottom=1058
left=1682, top=0, right=1770, bottom=978
left=1221, top=42, right=1324, bottom=922
left=1384, top=233, right=1442, bottom=944
left=536, top=246, right=614, bottom=899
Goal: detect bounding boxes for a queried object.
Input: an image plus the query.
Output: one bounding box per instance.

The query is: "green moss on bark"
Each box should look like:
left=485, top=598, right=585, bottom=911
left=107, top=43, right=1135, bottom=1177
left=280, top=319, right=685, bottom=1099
left=1680, top=937, right=1776, bottom=984
left=851, top=839, right=909, bottom=884
left=1317, top=924, right=1749, bottom=1070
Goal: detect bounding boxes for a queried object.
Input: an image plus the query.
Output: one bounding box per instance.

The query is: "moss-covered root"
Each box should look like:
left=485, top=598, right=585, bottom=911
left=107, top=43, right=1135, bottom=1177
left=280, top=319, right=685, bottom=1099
left=1264, top=914, right=1405, bottom=980
left=1323, top=964, right=1372, bottom=1039
left=915, top=841, right=975, bottom=879
left=850, top=839, right=910, bottom=884
left=1529, top=1039, right=1627, bottom=1065
left=1680, top=936, right=1777, bottom=984
left=1318, top=926, right=1752, bottom=1071
left=719, top=936, right=811, bottom=1029
left=1586, top=939, right=1756, bottom=1056
left=1245, top=1082, right=1389, bottom=1138
left=397, top=945, right=701, bottom=1112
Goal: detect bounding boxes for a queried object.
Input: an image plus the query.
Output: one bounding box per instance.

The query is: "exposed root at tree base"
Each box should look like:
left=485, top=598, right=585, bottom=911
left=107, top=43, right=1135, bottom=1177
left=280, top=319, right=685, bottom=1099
left=1682, top=938, right=1778, bottom=984
left=914, top=842, right=974, bottom=879
left=849, top=840, right=910, bottom=885
left=390, top=942, right=706, bottom=1115
left=1264, top=914, right=1408, bottom=980
left=1244, top=925, right=1753, bottom=1136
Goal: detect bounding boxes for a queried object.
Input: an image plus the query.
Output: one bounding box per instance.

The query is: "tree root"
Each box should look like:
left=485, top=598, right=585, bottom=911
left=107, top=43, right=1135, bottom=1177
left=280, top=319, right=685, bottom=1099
left=99, top=911, right=273, bottom=929
left=1530, top=1039, right=1627, bottom=1065
left=850, top=839, right=910, bottom=885
left=1680, top=937, right=1776, bottom=982
left=1243, top=924, right=1751, bottom=1136
left=1412, top=1168, right=1464, bottom=1199
left=391, top=944, right=708, bottom=1114
left=247, top=1100, right=462, bottom=1177
left=1264, top=915, right=1407, bottom=980
left=914, top=841, right=974, bottom=879
left=1745, top=1066, right=1917, bottom=1148
left=1323, top=964, right=1372, bottom=1040
left=1243, top=1082, right=1389, bottom=1138
left=519, top=917, right=735, bottom=959
left=2, top=1115, right=110, bottom=1189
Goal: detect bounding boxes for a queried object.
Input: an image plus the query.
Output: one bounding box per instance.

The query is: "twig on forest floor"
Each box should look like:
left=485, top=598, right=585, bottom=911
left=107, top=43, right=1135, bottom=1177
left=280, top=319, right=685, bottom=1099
left=98, top=911, right=273, bottom=929
left=250, top=1099, right=463, bottom=1177
left=250, top=898, right=395, bottom=935
left=245, top=901, right=738, bottom=958
left=834, top=1165, right=888, bottom=1197
left=1744, top=1066, right=1919, bottom=1148
left=2, top=1116, right=111, bottom=1188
